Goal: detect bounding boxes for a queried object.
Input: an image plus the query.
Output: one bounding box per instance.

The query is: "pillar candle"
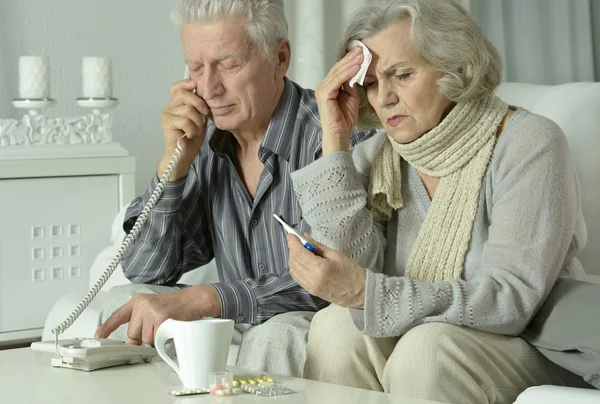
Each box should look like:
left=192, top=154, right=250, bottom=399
left=18, top=56, right=51, bottom=99
left=82, top=57, right=112, bottom=98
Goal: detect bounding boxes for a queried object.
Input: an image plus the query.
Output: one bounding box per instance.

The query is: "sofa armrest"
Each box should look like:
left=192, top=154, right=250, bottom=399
left=586, top=274, right=600, bottom=284
left=89, top=244, right=220, bottom=290
left=42, top=290, right=112, bottom=341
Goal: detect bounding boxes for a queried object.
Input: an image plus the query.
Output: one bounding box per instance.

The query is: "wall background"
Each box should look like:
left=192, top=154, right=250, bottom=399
left=1, top=0, right=182, bottom=195
left=1, top=0, right=598, bottom=195
left=0, top=0, right=371, bottom=195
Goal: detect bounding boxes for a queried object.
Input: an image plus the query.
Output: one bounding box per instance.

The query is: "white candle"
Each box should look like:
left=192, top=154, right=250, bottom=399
left=82, top=57, right=112, bottom=98
left=19, top=56, right=51, bottom=99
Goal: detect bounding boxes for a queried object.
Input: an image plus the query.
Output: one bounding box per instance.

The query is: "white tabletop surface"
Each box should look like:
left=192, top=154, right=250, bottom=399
left=0, top=347, right=444, bottom=404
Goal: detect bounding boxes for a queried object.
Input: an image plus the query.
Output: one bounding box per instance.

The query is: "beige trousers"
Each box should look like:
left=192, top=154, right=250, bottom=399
left=304, top=304, right=587, bottom=404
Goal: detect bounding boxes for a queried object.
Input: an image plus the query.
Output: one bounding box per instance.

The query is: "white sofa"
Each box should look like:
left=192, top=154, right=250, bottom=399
left=494, top=82, right=600, bottom=402
left=43, top=81, right=600, bottom=401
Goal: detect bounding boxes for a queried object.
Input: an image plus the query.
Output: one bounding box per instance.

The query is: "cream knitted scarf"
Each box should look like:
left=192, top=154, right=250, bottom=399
left=368, top=95, right=508, bottom=282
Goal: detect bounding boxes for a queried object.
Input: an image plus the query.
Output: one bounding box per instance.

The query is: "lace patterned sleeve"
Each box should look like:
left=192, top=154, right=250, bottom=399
left=291, top=150, right=386, bottom=271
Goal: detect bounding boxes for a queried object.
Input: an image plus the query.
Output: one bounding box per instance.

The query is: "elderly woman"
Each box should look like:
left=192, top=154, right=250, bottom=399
left=286, top=0, right=588, bottom=403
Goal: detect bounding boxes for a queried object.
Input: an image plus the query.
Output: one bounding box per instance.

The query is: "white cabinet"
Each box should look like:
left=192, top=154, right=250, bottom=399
left=0, top=144, right=135, bottom=343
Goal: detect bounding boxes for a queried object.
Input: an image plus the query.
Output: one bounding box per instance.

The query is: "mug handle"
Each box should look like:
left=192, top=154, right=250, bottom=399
left=155, top=318, right=179, bottom=377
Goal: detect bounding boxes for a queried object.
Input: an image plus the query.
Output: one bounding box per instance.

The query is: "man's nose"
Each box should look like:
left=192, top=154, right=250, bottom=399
left=199, top=67, right=224, bottom=99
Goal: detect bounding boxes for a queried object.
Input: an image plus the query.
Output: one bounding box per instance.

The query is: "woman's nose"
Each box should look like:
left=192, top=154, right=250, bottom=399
left=377, top=79, right=399, bottom=108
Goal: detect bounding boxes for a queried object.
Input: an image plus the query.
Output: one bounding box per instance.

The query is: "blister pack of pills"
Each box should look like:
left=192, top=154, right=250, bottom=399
left=168, top=387, right=210, bottom=396
left=234, top=374, right=296, bottom=397
left=240, top=381, right=295, bottom=396
left=168, top=373, right=295, bottom=397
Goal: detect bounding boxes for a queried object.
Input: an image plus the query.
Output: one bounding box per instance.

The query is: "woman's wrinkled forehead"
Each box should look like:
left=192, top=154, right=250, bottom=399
left=362, top=21, right=417, bottom=77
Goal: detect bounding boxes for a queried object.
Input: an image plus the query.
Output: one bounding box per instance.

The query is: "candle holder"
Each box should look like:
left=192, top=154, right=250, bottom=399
left=0, top=97, right=119, bottom=147
left=75, top=97, right=119, bottom=114
left=11, top=98, right=57, bottom=115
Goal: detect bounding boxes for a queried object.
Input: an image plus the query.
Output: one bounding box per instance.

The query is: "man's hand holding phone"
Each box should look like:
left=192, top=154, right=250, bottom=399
left=158, top=79, right=209, bottom=181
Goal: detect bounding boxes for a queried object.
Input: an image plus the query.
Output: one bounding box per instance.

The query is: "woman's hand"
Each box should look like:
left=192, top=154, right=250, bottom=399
left=287, top=234, right=366, bottom=308
left=315, top=46, right=364, bottom=155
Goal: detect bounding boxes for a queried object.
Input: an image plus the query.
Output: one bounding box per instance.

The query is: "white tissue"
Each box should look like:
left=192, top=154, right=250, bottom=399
left=346, top=39, right=372, bottom=87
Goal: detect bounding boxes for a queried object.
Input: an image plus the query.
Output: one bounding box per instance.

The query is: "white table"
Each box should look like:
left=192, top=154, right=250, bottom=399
left=0, top=348, right=444, bottom=403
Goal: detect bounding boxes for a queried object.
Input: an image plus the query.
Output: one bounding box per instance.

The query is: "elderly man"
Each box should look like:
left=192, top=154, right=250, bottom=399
left=94, top=0, right=371, bottom=376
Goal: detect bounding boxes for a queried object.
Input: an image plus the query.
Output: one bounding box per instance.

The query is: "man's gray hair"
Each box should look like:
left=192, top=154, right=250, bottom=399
left=339, top=0, right=502, bottom=129
left=171, top=0, right=288, bottom=60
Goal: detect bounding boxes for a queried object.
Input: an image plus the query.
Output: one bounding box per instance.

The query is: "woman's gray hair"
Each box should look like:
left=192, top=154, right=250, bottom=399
left=171, top=0, right=288, bottom=60
left=339, top=0, right=502, bottom=129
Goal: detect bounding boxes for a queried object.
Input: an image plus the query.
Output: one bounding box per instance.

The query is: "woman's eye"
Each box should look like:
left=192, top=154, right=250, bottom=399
left=364, top=80, right=377, bottom=88
left=396, top=73, right=412, bottom=80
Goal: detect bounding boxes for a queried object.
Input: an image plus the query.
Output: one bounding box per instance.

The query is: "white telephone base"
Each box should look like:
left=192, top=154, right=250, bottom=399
left=31, top=338, right=157, bottom=372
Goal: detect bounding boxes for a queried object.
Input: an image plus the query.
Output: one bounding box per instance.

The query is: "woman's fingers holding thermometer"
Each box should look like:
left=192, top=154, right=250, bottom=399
left=287, top=233, right=367, bottom=308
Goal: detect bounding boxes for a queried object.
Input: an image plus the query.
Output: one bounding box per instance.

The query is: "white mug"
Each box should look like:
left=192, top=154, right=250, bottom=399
left=155, top=318, right=234, bottom=389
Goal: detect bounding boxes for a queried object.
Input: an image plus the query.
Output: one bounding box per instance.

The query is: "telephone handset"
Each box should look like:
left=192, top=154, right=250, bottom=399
left=31, top=68, right=195, bottom=371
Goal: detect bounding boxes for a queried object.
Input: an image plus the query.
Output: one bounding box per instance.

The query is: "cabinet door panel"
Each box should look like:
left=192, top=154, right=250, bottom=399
left=0, top=175, right=118, bottom=332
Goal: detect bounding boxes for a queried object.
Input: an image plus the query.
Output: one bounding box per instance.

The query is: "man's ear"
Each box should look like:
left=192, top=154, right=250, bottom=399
left=275, top=39, right=291, bottom=78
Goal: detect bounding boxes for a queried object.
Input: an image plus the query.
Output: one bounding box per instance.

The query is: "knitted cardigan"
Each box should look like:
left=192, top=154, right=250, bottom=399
left=290, top=109, right=587, bottom=337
